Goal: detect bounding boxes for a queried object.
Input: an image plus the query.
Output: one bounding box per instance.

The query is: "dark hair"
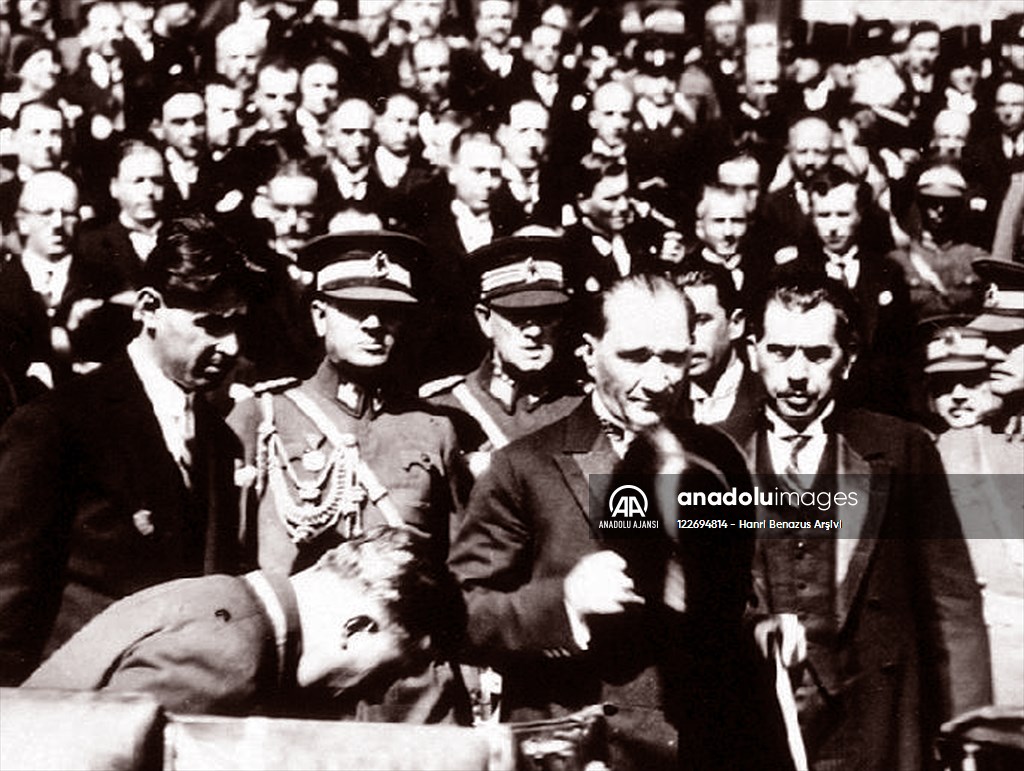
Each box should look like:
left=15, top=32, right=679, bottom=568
left=676, top=263, right=741, bottom=315
left=583, top=273, right=692, bottom=338
left=575, top=160, right=628, bottom=200
left=158, top=77, right=204, bottom=110
left=807, top=165, right=872, bottom=215
left=314, top=526, right=465, bottom=655
left=141, top=214, right=263, bottom=309
left=748, top=266, right=861, bottom=354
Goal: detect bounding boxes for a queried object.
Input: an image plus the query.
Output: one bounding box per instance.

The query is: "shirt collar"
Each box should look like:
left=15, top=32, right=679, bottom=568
left=691, top=353, right=743, bottom=403
left=765, top=400, right=834, bottom=439
left=590, top=389, right=635, bottom=456
left=127, top=336, right=190, bottom=421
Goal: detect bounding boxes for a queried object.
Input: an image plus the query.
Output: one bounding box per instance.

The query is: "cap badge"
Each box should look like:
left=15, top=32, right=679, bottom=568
left=524, top=257, right=540, bottom=283
left=984, top=282, right=998, bottom=309
left=371, top=251, right=390, bottom=279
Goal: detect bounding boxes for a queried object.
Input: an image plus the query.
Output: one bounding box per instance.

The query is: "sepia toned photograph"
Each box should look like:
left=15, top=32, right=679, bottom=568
left=0, top=1, right=1021, bottom=769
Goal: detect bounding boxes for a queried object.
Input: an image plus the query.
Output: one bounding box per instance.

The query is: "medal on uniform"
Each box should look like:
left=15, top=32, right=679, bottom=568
left=302, top=433, right=327, bottom=472
left=302, top=449, right=326, bottom=472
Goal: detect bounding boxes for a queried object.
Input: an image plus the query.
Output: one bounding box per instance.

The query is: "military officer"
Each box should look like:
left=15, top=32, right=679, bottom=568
left=420, top=236, right=584, bottom=475
left=230, top=232, right=467, bottom=577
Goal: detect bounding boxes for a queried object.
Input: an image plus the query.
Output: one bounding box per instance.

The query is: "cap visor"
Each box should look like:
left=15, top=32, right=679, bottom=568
left=924, top=360, right=989, bottom=374
left=319, top=286, right=418, bottom=304
left=488, top=289, right=571, bottom=309
left=968, top=314, right=1024, bottom=334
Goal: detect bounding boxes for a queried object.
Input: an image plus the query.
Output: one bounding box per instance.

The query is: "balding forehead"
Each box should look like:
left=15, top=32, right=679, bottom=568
left=509, top=100, right=548, bottom=125
left=789, top=117, right=831, bottom=144
left=996, top=81, right=1024, bottom=101
left=933, top=110, right=970, bottom=134
left=593, top=82, right=633, bottom=109
left=333, top=99, right=373, bottom=126
left=18, top=101, right=63, bottom=127
left=21, top=172, right=78, bottom=205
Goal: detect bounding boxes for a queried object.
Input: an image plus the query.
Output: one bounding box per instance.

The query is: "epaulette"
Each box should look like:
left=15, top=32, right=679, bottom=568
left=418, top=374, right=466, bottom=399
left=252, top=377, right=301, bottom=395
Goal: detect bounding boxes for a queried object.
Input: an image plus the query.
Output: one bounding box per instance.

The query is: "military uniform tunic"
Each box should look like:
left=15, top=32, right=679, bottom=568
left=421, top=357, right=584, bottom=454
left=230, top=359, right=466, bottom=575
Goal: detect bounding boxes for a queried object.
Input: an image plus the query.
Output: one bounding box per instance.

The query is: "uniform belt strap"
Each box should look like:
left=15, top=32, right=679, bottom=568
left=283, top=389, right=403, bottom=527
left=243, top=570, right=301, bottom=690
left=453, top=383, right=509, bottom=449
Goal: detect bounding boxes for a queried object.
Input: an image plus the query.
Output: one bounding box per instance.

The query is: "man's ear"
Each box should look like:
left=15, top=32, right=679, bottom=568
left=745, top=334, right=759, bottom=373
left=340, top=614, right=380, bottom=649
left=580, top=332, right=597, bottom=377
left=251, top=186, right=271, bottom=220
left=840, top=350, right=857, bottom=381
left=728, top=309, right=745, bottom=343
left=150, top=118, right=164, bottom=143
left=135, top=287, right=163, bottom=329
left=310, top=297, right=328, bottom=338
left=474, top=303, right=493, bottom=338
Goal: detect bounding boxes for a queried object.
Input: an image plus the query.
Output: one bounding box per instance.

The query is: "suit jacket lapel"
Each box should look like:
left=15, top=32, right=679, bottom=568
left=550, top=402, right=615, bottom=532
left=834, top=430, right=889, bottom=632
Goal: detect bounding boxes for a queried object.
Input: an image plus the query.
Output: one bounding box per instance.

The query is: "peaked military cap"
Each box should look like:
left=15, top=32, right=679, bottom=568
left=922, top=325, right=991, bottom=374
left=472, top=236, right=571, bottom=309
left=299, top=231, right=425, bottom=304
left=969, top=259, right=1024, bottom=334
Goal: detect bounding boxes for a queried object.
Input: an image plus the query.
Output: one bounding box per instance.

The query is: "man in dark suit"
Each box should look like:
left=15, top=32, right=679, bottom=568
left=562, top=162, right=668, bottom=299
left=0, top=214, right=260, bottom=685
left=75, top=139, right=166, bottom=292
left=965, top=79, right=1024, bottom=248
left=675, top=263, right=762, bottom=426
left=722, top=270, right=991, bottom=771
left=320, top=97, right=395, bottom=226
left=805, top=166, right=915, bottom=417
left=449, top=274, right=766, bottom=770
left=23, top=527, right=459, bottom=717
left=404, top=131, right=508, bottom=379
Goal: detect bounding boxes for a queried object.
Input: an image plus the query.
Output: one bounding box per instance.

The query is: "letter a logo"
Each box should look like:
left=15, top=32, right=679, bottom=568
left=608, top=485, right=648, bottom=518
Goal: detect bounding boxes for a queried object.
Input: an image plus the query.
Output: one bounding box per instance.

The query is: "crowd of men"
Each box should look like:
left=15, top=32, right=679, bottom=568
left=0, top=1, right=1022, bottom=770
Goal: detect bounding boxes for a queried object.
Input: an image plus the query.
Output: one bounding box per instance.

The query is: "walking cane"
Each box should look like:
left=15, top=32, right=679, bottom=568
left=771, top=633, right=809, bottom=771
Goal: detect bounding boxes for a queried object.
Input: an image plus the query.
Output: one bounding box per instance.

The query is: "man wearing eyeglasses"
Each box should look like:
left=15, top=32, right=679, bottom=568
left=1, top=170, right=97, bottom=385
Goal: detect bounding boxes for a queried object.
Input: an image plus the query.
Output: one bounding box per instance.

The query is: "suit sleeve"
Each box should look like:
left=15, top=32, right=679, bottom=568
left=448, top=451, right=578, bottom=665
left=905, top=428, right=993, bottom=719
left=97, top=614, right=270, bottom=715
left=0, top=401, right=73, bottom=684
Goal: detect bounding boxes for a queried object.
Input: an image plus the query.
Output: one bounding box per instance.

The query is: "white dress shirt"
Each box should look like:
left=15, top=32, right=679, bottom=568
left=128, top=338, right=195, bottom=485
left=21, top=249, right=71, bottom=313
left=824, top=245, right=861, bottom=289
left=451, top=200, right=494, bottom=252
left=764, top=401, right=834, bottom=477
left=691, top=355, right=744, bottom=425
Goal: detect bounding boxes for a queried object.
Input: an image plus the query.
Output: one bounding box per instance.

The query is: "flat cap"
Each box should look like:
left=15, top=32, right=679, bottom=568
left=473, top=236, right=571, bottom=309
left=299, top=231, right=425, bottom=304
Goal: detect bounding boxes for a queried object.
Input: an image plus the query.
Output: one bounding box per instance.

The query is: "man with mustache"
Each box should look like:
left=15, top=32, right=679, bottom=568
left=450, top=274, right=764, bottom=769
left=0, top=214, right=260, bottom=685
left=720, top=268, right=990, bottom=771
left=229, top=231, right=468, bottom=723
